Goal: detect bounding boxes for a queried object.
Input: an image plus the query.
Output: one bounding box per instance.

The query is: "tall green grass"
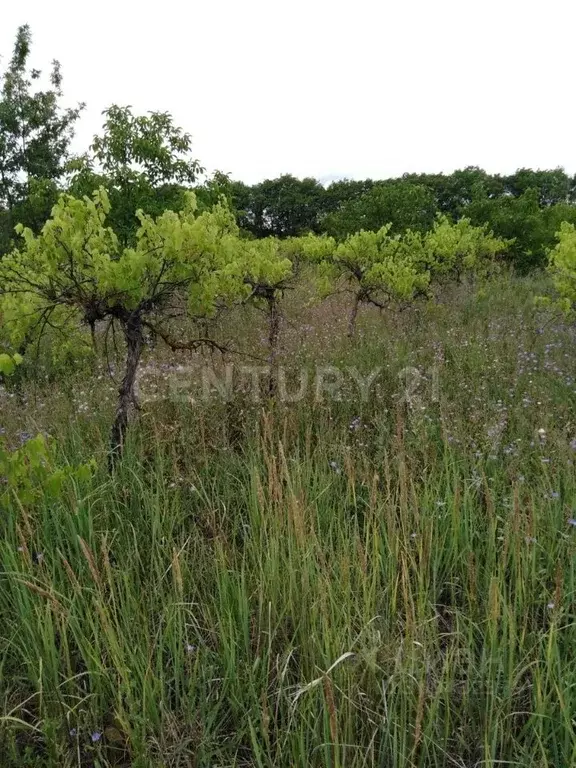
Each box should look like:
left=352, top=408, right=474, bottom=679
left=1, top=275, right=576, bottom=766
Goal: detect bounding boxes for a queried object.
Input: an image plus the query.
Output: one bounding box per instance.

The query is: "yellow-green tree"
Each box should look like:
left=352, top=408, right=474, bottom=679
left=422, top=216, right=508, bottom=283
left=547, top=222, right=576, bottom=315
left=240, top=237, right=296, bottom=394
left=0, top=188, right=246, bottom=459
left=300, top=226, right=430, bottom=337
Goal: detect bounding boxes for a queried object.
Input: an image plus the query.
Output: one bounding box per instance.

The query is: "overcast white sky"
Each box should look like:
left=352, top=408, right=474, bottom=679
left=1, top=0, right=575, bottom=184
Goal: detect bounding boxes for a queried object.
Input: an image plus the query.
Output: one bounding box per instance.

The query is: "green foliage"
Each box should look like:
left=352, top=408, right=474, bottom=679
left=0, top=22, right=572, bottom=281
left=194, top=171, right=238, bottom=215
left=220, top=168, right=576, bottom=274
left=0, top=188, right=248, bottom=451
left=322, top=181, right=437, bottom=239
left=0, top=352, right=23, bottom=376
left=404, top=166, right=505, bottom=217
left=503, top=167, right=575, bottom=206
left=68, top=106, right=202, bottom=246
left=0, top=433, right=94, bottom=507
left=322, top=178, right=375, bottom=210
left=0, top=357, right=93, bottom=507
left=91, top=106, right=201, bottom=186
left=422, top=216, right=509, bottom=280
left=299, top=227, right=429, bottom=336
left=0, top=188, right=243, bottom=334
left=327, top=226, right=430, bottom=301
left=547, top=221, right=576, bottom=315
left=463, top=189, right=576, bottom=272
left=298, top=217, right=507, bottom=334
left=241, top=238, right=295, bottom=294
left=0, top=25, right=83, bottom=255
left=238, top=237, right=297, bottom=393
left=234, top=174, right=327, bottom=238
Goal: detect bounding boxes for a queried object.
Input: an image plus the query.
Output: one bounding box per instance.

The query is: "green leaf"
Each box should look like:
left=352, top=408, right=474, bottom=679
left=0, top=354, right=16, bottom=375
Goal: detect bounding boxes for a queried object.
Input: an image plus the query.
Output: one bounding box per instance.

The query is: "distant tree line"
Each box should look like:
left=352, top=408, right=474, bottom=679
left=2, top=24, right=575, bottom=273
left=217, top=169, right=576, bottom=271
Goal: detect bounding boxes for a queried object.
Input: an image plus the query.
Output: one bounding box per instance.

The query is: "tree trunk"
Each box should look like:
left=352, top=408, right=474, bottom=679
left=348, top=293, right=360, bottom=338
left=109, top=314, right=144, bottom=467
left=89, top=320, right=97, bottom=353
left=267, top=296, right=281, bottom=397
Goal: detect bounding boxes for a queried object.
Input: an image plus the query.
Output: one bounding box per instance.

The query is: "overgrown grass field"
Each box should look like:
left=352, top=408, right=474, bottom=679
left=2, top=275, right=576, bottom=766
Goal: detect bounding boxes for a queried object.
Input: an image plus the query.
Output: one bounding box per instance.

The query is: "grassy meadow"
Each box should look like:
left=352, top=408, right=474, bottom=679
left=2, top=274, right=576, bottom=767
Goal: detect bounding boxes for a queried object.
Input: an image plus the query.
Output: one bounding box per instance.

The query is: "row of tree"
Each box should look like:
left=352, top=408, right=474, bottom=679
left=1, top=25, right=576, bottom=275
left=0, top=185, right=509, bottom=459
left=4, top=170, right=576, bottom=462
left=226, top=171, right=576, bottom=272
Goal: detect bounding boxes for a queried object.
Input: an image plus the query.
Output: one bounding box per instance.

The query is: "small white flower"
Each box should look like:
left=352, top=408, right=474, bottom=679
left=349, top=417, right=361, bottom=431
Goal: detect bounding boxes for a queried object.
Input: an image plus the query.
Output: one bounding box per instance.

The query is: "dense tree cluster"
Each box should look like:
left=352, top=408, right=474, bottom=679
left=226, top=169, right=576, bottom=271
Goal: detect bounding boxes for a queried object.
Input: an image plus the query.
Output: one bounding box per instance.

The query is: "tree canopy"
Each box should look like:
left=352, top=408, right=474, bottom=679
left=68, top=105, right=203, bottom=246
left=0, top=24, right=83, bottom=255
left=0, top=188, right=246, bottom=455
